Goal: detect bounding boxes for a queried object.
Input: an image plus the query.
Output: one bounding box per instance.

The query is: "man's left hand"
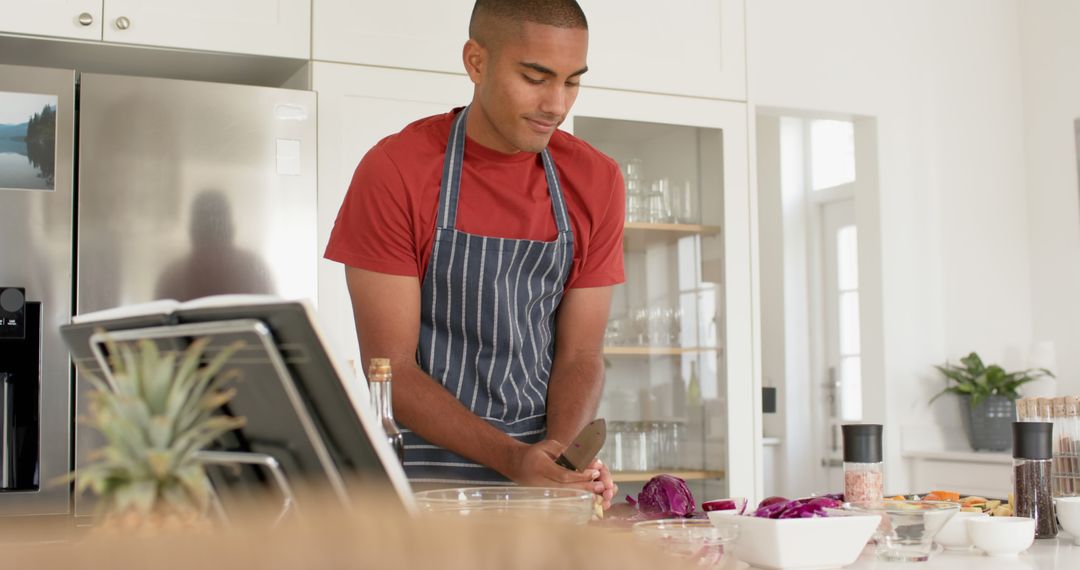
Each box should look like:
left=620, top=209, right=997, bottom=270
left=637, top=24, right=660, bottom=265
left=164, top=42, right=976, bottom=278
left=586, top=458, right=617, bottom=510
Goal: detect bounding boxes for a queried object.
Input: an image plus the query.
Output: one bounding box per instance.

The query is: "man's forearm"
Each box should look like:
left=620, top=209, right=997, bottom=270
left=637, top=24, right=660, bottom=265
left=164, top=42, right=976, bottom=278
left=391, top=361, right=524, bottom=477
left=544, top=350, right=605, bottom=445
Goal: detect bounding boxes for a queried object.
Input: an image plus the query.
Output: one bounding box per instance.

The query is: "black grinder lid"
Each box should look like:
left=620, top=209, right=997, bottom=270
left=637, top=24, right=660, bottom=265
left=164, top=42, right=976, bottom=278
left=1012, top=421, right=1053, bottom=460
left=842, top=424, right=883, bottom=463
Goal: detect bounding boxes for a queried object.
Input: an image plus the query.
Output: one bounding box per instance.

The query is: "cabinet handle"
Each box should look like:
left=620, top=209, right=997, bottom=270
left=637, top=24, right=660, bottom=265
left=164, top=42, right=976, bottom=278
left=115, top=16, right=131, bottom=30
left=77, top=12, right=94, bottom=26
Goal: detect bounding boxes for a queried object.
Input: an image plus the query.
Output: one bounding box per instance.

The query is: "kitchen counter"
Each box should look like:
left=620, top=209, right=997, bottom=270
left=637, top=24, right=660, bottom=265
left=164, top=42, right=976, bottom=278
left=845, top=532, right=1079, bottom=569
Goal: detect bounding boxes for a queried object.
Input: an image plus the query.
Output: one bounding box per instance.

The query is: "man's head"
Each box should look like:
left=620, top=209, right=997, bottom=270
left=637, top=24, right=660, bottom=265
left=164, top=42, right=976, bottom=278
left=463, top=0, right=589, bottom=154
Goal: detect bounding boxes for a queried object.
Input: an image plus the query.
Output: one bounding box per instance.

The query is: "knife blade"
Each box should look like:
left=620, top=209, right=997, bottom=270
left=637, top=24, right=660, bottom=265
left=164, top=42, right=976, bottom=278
left=555, top=418, right=606, bottom=472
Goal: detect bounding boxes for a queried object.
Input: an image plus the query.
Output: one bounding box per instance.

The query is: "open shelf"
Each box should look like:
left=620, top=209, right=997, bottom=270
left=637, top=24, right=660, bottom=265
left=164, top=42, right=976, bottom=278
left=610, top=470, right=726, bottom=483
left=623, top=222, right=722, bottom=250
left=603, top=346, right=722, bottom=356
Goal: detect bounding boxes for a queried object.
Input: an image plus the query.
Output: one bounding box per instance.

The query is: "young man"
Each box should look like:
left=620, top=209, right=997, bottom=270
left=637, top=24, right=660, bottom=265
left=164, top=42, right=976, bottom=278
left=325, top=0, right=623, bottom=508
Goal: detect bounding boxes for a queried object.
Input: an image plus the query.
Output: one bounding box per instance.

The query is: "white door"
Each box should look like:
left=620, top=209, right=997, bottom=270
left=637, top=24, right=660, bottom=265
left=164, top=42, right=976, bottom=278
left=102, top=0, right=310, bottom=58
left=0, top=0, right=102, bottom=40
left=817, top=198, right=861, bottom=489
left=312, top=62, right=473, bottom=377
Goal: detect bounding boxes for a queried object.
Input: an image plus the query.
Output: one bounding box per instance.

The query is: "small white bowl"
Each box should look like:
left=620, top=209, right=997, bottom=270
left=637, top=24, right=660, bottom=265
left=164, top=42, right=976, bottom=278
left=935, top=511, right=988, bottom=550
left=1055, top=497, right=1080, bottom=546
left=966, top=516, right=1035, bottom=558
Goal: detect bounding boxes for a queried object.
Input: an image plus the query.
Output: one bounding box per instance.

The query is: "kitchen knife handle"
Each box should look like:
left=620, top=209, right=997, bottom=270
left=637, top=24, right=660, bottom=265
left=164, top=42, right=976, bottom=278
left=554, top=454, right=577, bottom=471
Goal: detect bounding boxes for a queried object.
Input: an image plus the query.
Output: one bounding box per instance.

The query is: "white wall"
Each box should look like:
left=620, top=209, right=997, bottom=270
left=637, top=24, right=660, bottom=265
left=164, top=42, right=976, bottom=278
left=1020, top=1, right=1080, bottom=399
left=749, top=0, right=1033, bottom=492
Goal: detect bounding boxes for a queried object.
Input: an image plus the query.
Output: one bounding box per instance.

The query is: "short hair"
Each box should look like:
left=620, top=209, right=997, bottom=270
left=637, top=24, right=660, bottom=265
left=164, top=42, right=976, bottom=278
left=469, top=0, right=588, bottom=48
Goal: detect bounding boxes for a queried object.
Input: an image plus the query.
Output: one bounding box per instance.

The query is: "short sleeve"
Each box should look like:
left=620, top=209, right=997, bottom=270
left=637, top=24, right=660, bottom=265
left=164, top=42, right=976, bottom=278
left=567, top=162, right=625, bottom=288
left=324, top=145, right=419, bottom=277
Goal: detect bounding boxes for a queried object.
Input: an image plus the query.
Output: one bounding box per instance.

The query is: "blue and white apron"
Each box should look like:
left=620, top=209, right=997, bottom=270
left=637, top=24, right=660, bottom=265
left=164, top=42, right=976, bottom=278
left=403, top=105, right=574, bottom=484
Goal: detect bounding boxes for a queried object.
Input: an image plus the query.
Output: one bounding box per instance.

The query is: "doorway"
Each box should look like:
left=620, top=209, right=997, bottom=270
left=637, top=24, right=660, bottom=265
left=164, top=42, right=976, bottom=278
left=756, top=111, right=883, bottom=498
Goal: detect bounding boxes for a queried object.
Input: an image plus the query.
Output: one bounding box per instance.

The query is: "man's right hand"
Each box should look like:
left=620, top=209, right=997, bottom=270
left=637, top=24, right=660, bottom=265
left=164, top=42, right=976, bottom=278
left=506, top=439, right=605, bottom=494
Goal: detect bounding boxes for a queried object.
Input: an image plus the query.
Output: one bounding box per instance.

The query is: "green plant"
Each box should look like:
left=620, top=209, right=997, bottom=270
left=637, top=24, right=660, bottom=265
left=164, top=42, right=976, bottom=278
left=930, top=352, right=1053, bottom=408
left=74, top=334, right=246, bottom=524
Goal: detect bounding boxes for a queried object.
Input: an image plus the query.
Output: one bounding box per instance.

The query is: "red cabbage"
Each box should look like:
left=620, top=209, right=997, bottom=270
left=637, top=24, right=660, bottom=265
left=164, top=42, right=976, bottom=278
left=752, top=496, right=841, bottom=519
left=702, top=497, right=747, bottom=514
left=629, top=474, right=696, bottom=517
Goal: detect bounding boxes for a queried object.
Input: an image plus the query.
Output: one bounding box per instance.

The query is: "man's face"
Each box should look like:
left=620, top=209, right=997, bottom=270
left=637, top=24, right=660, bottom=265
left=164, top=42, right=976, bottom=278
left=467, top=22, right=588, bottom=154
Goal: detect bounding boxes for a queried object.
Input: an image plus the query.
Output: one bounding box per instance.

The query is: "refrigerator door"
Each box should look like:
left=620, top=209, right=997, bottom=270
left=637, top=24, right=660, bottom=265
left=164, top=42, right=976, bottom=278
left=75, top=73, right=317, bottom=516
left=0, top=64, right=76, bottom=516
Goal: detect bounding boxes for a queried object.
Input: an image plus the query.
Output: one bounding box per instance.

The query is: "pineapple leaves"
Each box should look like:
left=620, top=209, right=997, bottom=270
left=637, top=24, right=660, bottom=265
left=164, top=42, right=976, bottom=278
left=930, top=351, right=1054, bottom=407
left=73, top=334, right=246, bottom=519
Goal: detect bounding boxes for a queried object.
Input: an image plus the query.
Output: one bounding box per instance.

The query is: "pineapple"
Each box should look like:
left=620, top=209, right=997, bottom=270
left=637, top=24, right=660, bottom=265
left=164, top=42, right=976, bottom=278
left=75, top=334, right=247, bottom=532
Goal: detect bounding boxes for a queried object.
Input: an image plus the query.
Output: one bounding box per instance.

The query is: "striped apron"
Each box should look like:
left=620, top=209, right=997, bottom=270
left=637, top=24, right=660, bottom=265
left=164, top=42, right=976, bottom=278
left=403, top=105, right=574, bottom=485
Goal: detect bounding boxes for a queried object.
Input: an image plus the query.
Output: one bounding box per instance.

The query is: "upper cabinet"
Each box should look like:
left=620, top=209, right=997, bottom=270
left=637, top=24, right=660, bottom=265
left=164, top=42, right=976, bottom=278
left=584, top=0, right=746, bottom=101
left=102, top=0, right=310, bottom=59
left=0, top=0, right=103, bottom=41
left=312, top=0, right=746, bottom=101
left=313, top=0, right=473, bottom=72
left=0, top=0, right=310, bottom=59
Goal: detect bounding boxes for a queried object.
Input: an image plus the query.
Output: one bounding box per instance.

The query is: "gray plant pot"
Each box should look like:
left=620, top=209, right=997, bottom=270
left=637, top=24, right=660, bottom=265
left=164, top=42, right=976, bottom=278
left=959, top=394, right=1016, bottom=452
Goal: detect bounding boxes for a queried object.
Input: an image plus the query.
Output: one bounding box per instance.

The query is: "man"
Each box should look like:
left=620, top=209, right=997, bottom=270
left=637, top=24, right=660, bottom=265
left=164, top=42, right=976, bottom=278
left=325, top=0, right=623, bottom=508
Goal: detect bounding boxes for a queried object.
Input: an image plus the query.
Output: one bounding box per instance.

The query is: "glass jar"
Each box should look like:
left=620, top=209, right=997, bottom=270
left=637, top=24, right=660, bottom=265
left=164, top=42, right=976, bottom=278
left=1013, top=421, right=1057, bottom=538
left=842, top=424, right=883, bottom=503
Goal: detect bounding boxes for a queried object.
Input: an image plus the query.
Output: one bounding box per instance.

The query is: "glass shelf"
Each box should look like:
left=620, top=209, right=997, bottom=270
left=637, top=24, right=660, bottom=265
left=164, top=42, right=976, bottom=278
left=603, top=346, right=722, bottom=356
left=623, top=222, right=722, bottom=251
left=611, top=470, right=727, bottom=483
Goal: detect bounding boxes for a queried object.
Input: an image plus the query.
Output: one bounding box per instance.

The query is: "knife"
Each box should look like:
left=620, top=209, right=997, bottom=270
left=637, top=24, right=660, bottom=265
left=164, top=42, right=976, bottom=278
left=555, top=418, right=606, bottom=472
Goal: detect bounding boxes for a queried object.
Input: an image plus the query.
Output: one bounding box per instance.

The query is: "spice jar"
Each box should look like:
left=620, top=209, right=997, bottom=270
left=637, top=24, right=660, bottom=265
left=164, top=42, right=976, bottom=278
left=842, top=424, right=884, bottom=503
left=1013, top=421, right=1057, bottom=538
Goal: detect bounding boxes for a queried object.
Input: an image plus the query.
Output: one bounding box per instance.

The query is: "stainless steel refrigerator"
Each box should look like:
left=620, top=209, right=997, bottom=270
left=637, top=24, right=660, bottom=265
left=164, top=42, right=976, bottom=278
left=0, top=64, right=317, bottom=518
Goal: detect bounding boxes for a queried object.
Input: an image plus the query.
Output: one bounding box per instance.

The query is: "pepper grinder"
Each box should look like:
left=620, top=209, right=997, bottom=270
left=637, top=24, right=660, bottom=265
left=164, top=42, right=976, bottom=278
left=1012, top=421, right=1057, bottom=538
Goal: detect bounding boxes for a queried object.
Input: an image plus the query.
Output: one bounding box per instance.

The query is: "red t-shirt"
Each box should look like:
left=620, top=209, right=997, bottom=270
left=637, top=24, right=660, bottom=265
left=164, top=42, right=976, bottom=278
left=325, top=109, right=625, bottom=289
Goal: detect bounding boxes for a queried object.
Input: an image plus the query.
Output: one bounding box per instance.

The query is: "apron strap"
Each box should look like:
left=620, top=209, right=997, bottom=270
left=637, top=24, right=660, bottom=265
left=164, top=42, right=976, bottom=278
left=435, top=105, right=574, bottom=239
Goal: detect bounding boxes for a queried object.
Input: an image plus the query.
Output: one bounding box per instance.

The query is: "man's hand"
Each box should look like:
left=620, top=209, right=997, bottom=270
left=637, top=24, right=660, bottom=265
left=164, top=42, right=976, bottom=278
left=507, top=439, right=617, bottom=510
left=588, top=458, right=617, bottom=510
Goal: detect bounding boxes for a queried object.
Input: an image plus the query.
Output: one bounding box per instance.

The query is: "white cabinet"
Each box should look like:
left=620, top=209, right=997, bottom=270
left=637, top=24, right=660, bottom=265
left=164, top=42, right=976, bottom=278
left=0, top=0, right=309, bottom=59
left=584, top=0, right=746, bottom=100
left=0, top=0, right=103, bottom=41
left=102, top=0, right=310, bottom=59
left=566, top=90, right=757, bottom=498
left=311, top=62, right=472, bottom=371
left=312, top=0, right=747, bottom=101
left=313, top=0, right=473, bottom=72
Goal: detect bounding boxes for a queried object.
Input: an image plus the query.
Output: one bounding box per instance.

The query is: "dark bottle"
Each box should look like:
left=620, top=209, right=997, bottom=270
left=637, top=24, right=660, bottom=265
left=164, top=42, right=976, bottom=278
left=368, top=358, right=405, bottom=465
left=1012, top=421, right=1057, bottom=538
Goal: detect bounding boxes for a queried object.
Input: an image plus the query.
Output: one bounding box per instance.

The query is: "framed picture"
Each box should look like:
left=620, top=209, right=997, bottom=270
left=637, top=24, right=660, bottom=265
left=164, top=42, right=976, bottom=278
left=0, top=91, right=58, bottom=191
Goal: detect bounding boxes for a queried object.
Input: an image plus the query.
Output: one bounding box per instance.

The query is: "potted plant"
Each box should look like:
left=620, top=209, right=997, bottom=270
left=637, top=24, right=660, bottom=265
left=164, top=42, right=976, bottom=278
left=930, top=352, right=1053, bottom=452
left=73, top=335, right=246, bottom=533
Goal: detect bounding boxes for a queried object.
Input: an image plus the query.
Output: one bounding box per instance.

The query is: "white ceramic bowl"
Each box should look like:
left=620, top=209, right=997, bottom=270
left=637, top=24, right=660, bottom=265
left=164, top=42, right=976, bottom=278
left=1055, top=497, right=1080, bottom=546
left=934, top=511, right=988, bottom=550
left=966, top=516, right=1036, bottom=558
left=708, top=512, right=879, bottom=570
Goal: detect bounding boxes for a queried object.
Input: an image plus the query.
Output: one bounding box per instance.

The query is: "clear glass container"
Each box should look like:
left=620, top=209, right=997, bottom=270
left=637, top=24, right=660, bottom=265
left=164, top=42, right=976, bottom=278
left=1014, top=457, right=1057, bottom=538
left=843, top=461, right=883, bottom=503
left=367, top=358, right=404, bottom=465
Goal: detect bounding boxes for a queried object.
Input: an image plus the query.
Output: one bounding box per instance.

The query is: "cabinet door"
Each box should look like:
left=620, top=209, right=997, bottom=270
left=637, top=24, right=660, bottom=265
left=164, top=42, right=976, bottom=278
left=102, top=0, right=310, bottom=59
left=584, top=0, right=746, bottom=100
left=312, top=62, right=473, bottom=372
left=314, top=0, right=473, bottom=72
left=0, top=0, right=102, bottom=40
left=566, top=90, right=757, bottom=499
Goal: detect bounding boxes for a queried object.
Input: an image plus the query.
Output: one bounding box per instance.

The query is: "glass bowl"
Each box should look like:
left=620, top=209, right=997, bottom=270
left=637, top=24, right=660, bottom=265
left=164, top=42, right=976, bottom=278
left=412, top=486, right=595, bottom=525
left=632, top=518, right=739, bottom=568
left=845, top=500, right=959, bottom=562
